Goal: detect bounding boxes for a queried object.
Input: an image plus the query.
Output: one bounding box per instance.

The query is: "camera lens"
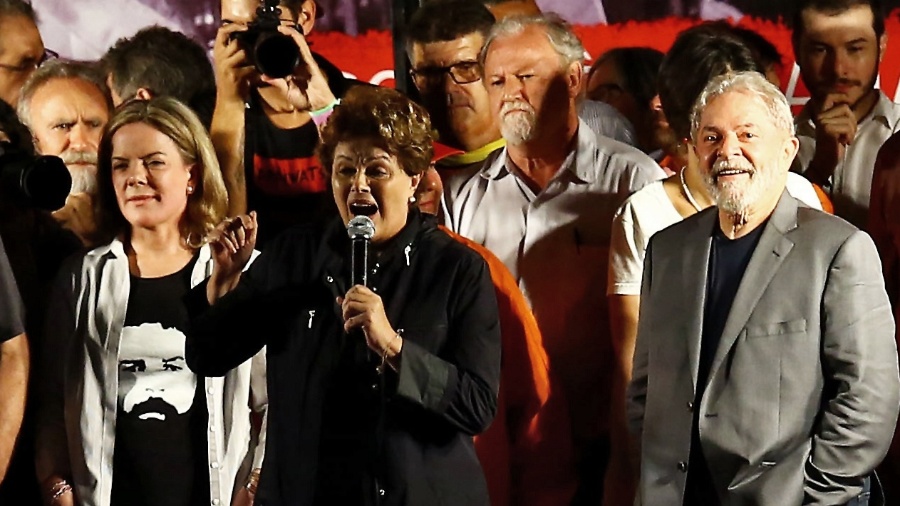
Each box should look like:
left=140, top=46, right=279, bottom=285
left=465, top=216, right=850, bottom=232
left=254, top=32, right=300, bottom=79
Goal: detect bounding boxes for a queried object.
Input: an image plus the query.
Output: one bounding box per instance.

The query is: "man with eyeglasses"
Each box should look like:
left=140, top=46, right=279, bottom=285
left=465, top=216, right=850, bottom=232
left=442, top=14, right=664, bottom=506
left=0, top=0, right=48, bottom=107
left=406, top=5, right=579, bottom=506
left=407, top=0, right=501, bottom=174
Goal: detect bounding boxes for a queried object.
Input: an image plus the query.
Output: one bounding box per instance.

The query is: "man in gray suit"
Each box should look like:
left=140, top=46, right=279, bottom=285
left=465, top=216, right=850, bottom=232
left=627, top=70, right=899, bottom=505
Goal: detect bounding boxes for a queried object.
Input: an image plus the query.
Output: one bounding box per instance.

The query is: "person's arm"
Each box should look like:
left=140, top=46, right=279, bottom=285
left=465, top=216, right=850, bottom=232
left=395, top=255, right=501, bottom=435
left=34, top=265, right=77, bottom=506
left=604, top=294, right=640, bottom=505
left=0, top=333, right=27, bottom=483
left=231, top=350, right=267, bottom=506
left=800, top=94, right=858, bottom=187
left=0, top=234, right=26, bottom=485
left=626, top=238, right=657, bottom=479
left=210, top=25, right=254, bottom=217
left=343, top=253, right=501, bottom=435
left=804, top=231, right=899, bottom=502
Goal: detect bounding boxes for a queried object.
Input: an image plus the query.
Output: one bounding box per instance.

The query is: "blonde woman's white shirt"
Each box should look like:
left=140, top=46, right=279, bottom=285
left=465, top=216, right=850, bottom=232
left=36, top=239, right=266, bottom=506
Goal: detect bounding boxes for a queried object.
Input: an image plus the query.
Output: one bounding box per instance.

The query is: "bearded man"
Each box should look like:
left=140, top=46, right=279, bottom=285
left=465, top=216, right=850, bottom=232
left=628, top=70, right=899, bottom=505
left=18, top=60, right=111, bottom=245
left=442, top=13, right=664, bottom=505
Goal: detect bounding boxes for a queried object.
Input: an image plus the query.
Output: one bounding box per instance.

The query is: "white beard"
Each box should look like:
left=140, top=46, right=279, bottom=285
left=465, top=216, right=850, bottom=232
left=703, top=157, right=775, bottom=215
left=499, top=101, right=537, bottom=145
left=69, top=165, right=98, bottom=195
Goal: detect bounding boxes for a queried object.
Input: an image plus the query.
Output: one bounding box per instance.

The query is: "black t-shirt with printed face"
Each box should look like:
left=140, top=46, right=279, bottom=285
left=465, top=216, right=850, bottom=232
left=111, top=255, right=209, bottom=506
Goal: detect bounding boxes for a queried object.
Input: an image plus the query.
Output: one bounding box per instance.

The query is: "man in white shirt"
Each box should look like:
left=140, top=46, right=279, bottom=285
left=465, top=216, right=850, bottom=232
left=791, top=0, right=900, bottom=228
left=442, top=14, right=664, bottom=505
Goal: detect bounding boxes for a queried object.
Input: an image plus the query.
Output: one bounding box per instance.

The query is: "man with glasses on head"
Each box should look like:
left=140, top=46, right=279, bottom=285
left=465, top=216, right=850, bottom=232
left=0, top=0, right=52, bottom=107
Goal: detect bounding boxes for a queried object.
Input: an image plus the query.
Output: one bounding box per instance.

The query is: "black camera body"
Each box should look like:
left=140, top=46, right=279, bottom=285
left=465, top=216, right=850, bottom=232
left=230, top=0, right=302, bottom=79
left=0, top=143, right=71, bottom=211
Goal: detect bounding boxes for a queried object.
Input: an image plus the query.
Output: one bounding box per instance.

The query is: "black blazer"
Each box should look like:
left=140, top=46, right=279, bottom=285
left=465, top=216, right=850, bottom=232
left=186, top=211, right=501, bottom=506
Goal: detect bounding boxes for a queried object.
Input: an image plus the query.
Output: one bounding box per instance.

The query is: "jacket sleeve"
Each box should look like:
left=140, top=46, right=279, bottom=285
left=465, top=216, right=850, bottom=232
left=394, top=254, right=501, bottom=436
left=186, top=250, right=287, bottom=377
left=34, top=262, right=77, bottom=483
left=804, top=231, right=900, bottom=502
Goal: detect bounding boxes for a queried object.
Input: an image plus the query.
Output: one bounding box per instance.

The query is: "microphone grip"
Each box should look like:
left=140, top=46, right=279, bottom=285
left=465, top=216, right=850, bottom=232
left=351, top=237, right=369, bottom=287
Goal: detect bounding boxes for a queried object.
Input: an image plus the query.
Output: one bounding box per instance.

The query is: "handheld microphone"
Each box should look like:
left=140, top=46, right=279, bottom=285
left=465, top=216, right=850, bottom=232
left=347, top=215, right=375, bottom=287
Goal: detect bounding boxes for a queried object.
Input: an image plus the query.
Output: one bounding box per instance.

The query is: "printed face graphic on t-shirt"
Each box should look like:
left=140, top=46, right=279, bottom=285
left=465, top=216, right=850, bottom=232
left=118, top=323, right=196, bottom=421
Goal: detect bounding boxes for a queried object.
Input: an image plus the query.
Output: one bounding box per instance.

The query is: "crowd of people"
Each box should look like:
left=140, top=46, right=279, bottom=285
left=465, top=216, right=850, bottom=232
left=0, top=0, right=898, bottom=505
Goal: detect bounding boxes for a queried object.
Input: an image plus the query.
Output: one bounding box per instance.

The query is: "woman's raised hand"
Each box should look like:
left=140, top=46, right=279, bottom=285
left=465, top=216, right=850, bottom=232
left=207, top=211, right=258, bottom=303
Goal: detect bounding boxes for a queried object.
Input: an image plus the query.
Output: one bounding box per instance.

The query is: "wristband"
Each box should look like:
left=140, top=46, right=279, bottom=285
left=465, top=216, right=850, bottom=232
left=311, top=98, right=341, bottom=128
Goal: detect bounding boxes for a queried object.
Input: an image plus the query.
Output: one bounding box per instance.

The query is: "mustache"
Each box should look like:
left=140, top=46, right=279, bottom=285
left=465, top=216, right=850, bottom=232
left=712, top=157, right=755, bottom=176
left=500, top=100, right=534, bottom=116
left=60, top=150, right=98, bottom=166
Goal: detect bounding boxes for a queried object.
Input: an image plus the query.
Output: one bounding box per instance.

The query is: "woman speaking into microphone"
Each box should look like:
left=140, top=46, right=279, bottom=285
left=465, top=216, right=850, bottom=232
left=185, top=85, right=501, bottom=506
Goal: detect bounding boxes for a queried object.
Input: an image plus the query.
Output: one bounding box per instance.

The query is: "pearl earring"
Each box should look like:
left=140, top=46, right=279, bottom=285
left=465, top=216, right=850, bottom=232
left=187, top=185, right=194, bottom=195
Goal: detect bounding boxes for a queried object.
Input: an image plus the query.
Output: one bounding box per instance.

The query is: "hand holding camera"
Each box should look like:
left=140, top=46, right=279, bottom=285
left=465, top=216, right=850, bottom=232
left=227, top=0, right=336, bottom=113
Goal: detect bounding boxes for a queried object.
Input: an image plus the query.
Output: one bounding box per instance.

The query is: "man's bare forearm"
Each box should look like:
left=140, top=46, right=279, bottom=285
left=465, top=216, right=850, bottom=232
left=211, top=99, right=248, bottom=217
left=0, top=333, right=28, bottom=483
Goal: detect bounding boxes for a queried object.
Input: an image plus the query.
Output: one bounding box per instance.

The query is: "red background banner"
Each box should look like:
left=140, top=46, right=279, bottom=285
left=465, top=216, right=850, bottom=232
left=309, top=13, right=900, bottom=110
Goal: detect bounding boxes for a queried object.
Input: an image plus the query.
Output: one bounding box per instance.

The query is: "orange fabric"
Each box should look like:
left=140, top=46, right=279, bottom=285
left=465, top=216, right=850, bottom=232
left=812, top=183, right=834, bottom=214
left=440, top=226, right=577, bottom=506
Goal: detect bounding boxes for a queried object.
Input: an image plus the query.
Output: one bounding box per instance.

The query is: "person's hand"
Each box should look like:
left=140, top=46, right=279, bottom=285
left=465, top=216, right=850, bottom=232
left=51, top=193, right=96, bottom=246
left=207, top=212, right=257, bottom=303
left=809, top=93, right=858, bottom=182
left=42, top=476, right=75, bottom=506
left=338, top=285, right=402, bottom=358
left=231, top=486, right=254, bottom=506
left=213, top=24, right=255, bottom=105
left=258, top=25, right=337, bottom=113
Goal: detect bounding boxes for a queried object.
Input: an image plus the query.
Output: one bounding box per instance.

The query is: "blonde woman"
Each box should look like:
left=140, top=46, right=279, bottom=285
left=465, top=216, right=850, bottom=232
left=36, top=97, right=266, bottom=506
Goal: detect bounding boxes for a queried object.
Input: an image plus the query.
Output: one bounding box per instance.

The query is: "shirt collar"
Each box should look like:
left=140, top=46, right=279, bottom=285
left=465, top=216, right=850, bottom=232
left=480, top=120, right=592, bottom=183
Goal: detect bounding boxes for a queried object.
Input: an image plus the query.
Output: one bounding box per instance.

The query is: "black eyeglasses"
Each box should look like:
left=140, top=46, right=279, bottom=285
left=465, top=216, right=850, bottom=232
left=0, top=48, right=59, bottom=73
left=410, top=60, right=481, bottom=89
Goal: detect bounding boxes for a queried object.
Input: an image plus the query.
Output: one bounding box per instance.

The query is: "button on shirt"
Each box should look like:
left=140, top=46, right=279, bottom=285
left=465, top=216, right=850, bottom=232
left=443, top=121, right=665, bottom=441
left=794, top=91, right=900, bottom=228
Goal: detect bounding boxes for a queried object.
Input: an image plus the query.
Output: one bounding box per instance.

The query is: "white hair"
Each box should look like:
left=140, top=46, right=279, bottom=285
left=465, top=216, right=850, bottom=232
left=690, top=71, right=794, bottom=142
left=16, top=59, right=111, bottom=130
left=479, top=13, right=585, bottom=68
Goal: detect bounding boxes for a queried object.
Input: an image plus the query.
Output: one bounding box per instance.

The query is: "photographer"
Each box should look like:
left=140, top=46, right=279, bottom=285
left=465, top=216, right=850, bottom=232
left=213, top=0, right=356, bottom=246
left=0, top=234, right=27, bottom=489
left=0, top=97, right=81, bottom=506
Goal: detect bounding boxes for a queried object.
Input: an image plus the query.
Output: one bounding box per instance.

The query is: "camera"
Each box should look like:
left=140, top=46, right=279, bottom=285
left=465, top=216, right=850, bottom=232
left=230, top=0, right=302, bottom=79
left=0, top=143, right=71, bottom=211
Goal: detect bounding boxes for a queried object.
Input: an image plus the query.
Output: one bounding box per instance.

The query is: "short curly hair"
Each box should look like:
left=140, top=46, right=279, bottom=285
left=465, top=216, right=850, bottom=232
left=317, top=86, right=435, bottom=177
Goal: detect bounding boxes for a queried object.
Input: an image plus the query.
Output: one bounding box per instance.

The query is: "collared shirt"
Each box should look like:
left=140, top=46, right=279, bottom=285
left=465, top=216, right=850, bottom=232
left=578, top=99, right=637, bottom=147
left=794, top=90, right=900, bottom=228
left=36, top=241, right=267, bottom=506
left=442, top=121, right=664, bottom=440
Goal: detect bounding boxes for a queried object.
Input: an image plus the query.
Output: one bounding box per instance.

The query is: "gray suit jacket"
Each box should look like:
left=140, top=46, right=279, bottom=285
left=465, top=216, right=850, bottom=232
left=627, top=192, right=899, bottom=505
